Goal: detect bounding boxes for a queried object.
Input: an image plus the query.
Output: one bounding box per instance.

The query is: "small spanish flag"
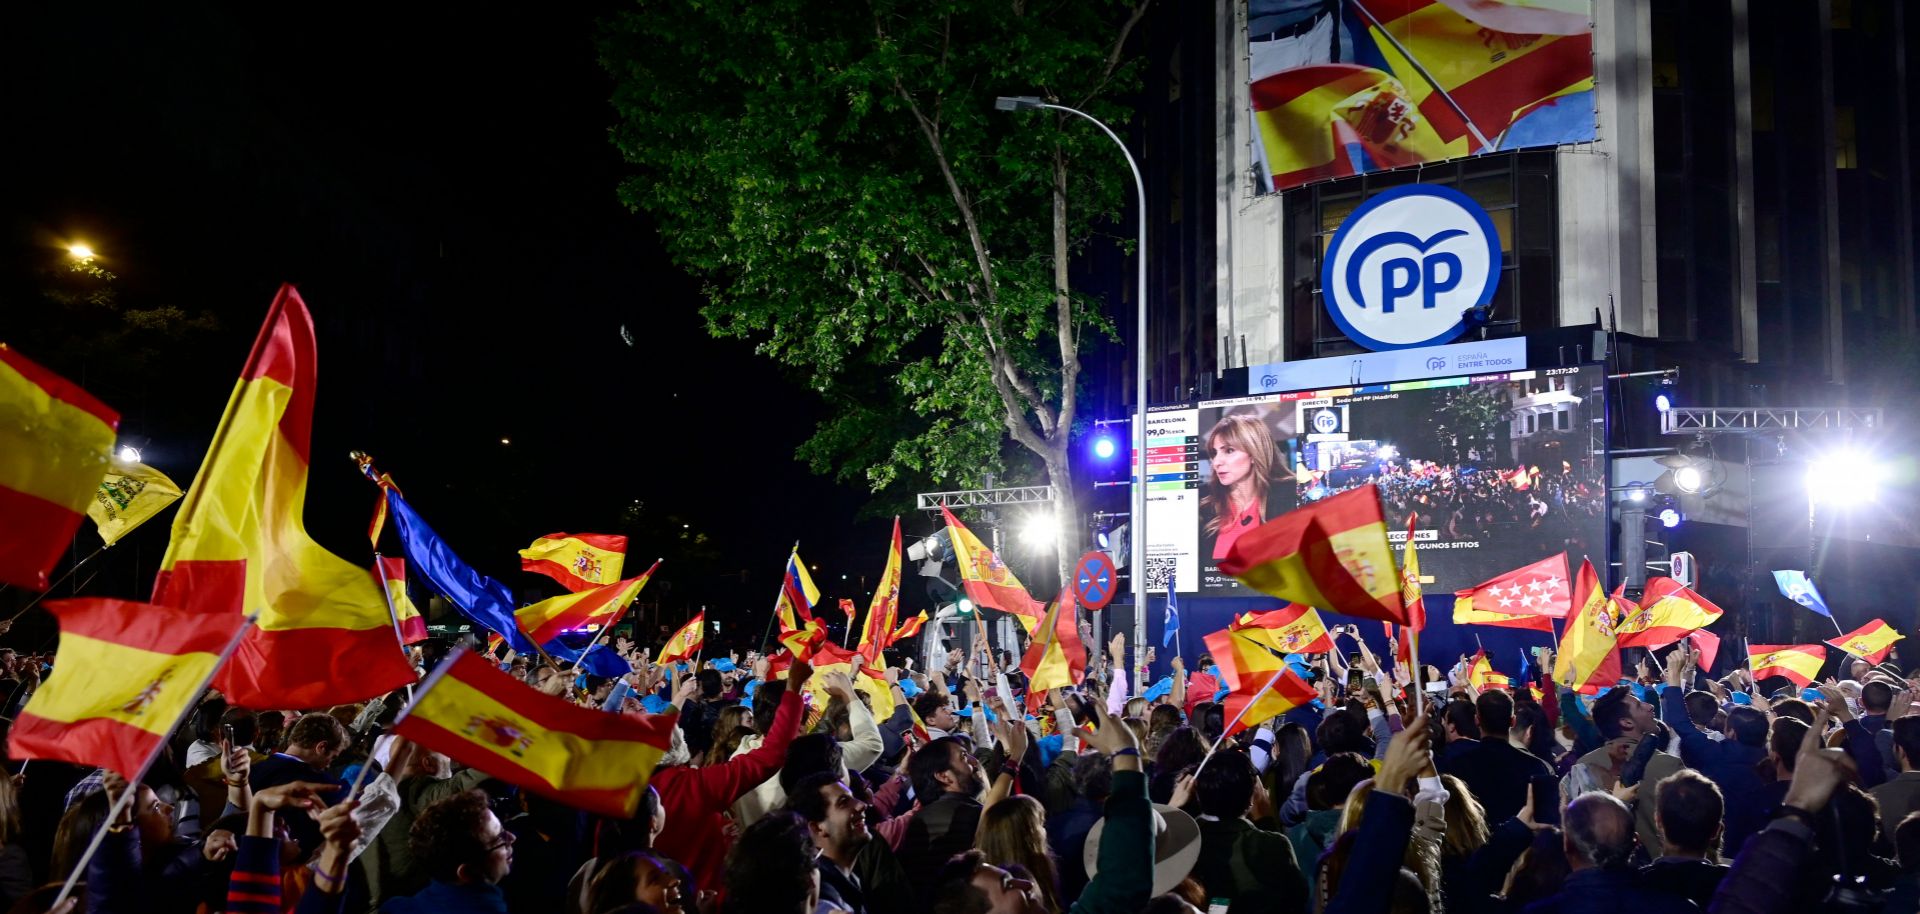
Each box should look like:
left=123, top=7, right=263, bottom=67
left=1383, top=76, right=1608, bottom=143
left=657, top=612, right=705, bottom=666
left=520, top=533, right=629, bottom=593
left=394, top=648, right=676, bottom=817
left=12, top=598, right=246, bottom=778
left=808, top=643, right=894, bottom=718
left=1204, top=626, right=1320, bottom=737
left=778, top=618, right=829, bottom=662
left=1481, top=673, right=1512, bottom=691
left=1749, top=643, right=1827, bottom=688
left=1551, top=559, right=1621, bottom=691
left=1466, top=650, right=1497, bottom=690
left=1616, top=577, right=1724, bottom=649
left=1218, top=485, right=1407, bottom=624
left=515, top=561, right=659, bottom=647
left=1231, top=604, right=1334, bottom=655
left=377, top=557, right=429, bottom=645
left=889, top=610, right=929, bottom=644
left=1021, top=589, right=1087, bottom=711
left=0, top=345, right=118, bottom=590
left=1827, top=620, right=1902, bottom=665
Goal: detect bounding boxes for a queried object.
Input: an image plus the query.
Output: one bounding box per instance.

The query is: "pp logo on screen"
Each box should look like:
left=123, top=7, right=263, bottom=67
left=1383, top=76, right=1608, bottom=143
left=1320, top=185, right=1503, bottom=351
left=1311, top=409, right=1341, bottom=434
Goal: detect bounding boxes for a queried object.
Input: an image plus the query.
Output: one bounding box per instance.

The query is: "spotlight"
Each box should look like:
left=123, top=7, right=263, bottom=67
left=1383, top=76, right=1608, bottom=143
left=1672, top=465, right=1704, bottom=494
left=1659, top=508, right=1682, bottom=528
left=1019, top=512, right=1058, bottom=549
left=1807, top=449, right=1885, bottom=506
left=1093, top=436, right=1117, bottom=460
left=116, top=445, right=142, bottom=464
left=957, top=597, right=976, bottom=615
left=1096, top=529, right=1110, bottom=549
left=1655, top=393, right=1672, bottom=413
left=1626, top=487, right=1647, bottom=503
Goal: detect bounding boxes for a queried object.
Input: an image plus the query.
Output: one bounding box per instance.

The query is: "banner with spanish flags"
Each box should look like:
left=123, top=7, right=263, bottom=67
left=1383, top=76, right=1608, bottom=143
left=0, top=345, right=118, bottom=590
left=394, top=648, right=676, bottom=817
left=1217, top=484, right=1407, bottom=624
left=657, top=611, right=705, bottom=666
left=12, top=597, right=248, bottom=778
left=519, top=533, right=629, bottom=593
left=942, top=506, right=1046, bottom=632
left=859, top=518, right=904, bottom=652
left=1231, top=603, right=1334, bottom=655
left=1749, top=644, right=1826, bottom=688
left=150, top=286, right=416, bottom=709
left=377, top=557, right=429, bottom=644
left=515, top=561, right=659, bottom=647
left=1615, top=577, right=1724, bottom=649
left=1021, top=589, right=1087, bottom=711
left=1551, top=558, right=1620, bottom=691
left=87, top=458, right=182, bottom=546
left=1826, top=620, right=1903, bottom=665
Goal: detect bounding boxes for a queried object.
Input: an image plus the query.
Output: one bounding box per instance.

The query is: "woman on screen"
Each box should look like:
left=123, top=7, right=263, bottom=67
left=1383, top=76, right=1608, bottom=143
left=1203, top=412, right=1280, bottom=561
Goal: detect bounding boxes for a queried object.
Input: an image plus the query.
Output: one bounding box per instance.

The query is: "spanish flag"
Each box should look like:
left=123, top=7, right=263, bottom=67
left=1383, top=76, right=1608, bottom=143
left=1481, top=673, right=1512, bottom=690
left=88, top=457, right=182, bottom=547
left=150, top=286, right=415, bottom=709
left=516, top=561, right=660, bottom=646
left=1206, top=626, right=1318, bottom=738
left=0, top=345, right=118, bottom=590
left=775, top=548, right=821, bottom=633
left=1218, top=484, right=1407, bottom=624
left=519, top=533, right=629, bottom=593
left=859, top=518, right=904, bottom=653
left=778, top=618, right=829, bottom=662
left=1451, top=554, right=1571, bottom=630
left=394, top=648, right=676, bottom=817
left=1231, top=604, right=1334, bottom=655
left=1400, top=514, right=1427, bottom=629
left=808, top=643, right=894, bottom=718
left=1022, top=589, right=1087, bottom=711
left=1615, top=577, right=1724, bottom=649
left=657, top=611, right=705, bottom=665
left=1466, top=650, right=1496, bottom=690
left=889, top=610, right=929, bottom=644
left=12, top=598, right=247, bottom=778
left=1749, top=644, right=1826, bottom=688
left=377, top=557, right=429, bottom=644
left=942, top=506, right=1046, bottom=631
left=1826, top=620, right=1903, bottom=665
left=1551, top=558, right=1620, bottom=690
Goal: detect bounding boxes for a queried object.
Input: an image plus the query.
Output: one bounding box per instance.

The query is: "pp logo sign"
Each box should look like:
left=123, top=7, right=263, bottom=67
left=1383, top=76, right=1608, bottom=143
left=1320, top=185, right=1502, bottom=351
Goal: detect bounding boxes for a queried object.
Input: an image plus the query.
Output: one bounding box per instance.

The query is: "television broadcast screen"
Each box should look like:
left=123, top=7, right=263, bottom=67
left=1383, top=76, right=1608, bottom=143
left=1141, top=364, right=1607, bottom=595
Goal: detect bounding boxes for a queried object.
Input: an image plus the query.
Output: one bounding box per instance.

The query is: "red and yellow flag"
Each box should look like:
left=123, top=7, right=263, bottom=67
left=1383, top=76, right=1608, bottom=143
left=775, top=549, right=821, bottom=633
left=1231, top=603, right=1334, bottom=655
left=1826, top=621, right=1903, bottom=666
left=1206, top=624, right=1319, bottom=738
left=150, top=286, right=415, bottom=709
left=88, top=457, right=182, bottom=547
left=1687, top=628, right=1722, bottom=672
left=1021, top=589, right=1087, bottom=711
left=13, top=598, right=245, bottom=778
left=1551, top=558, right=1620, bottom=690
left=1749, top=644, right=1826, bottom=688
left=516, top=561, right=659, bottom=647
left=0, top=345, right=118, bottom=590
left=1400, top=513, right=1428, bottom=630
left=807, top=643, right=894, bottom=718
left=519, top=533, right=629, bottom=593
left=889, top=610, right=929, bottom=644
left=657, top=611, right=706, bottom=666
left=1452, top=554, right=1570, bottom=630
left=377, top=557, right=429, bottom=644
left=1616, top=577, right=1724, bottom=649
left=1218, top=485, right=1407, bottom=624
left=942, top=506, right=1046, bottom=632
left=1466, top=650, right=1496, bottom=690
left=859, top=519, right=904, bottom=653
left=1481, top=673, right=1512, bottom=690
left=394, top=649, right=676, bottom=817
left=778, top=618, right=829, bottom=662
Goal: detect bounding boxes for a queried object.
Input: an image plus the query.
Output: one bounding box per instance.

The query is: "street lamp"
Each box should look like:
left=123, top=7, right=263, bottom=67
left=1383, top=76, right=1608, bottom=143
left=67, top=243, right=95, bottom=260
left=996, top=94, right=1149, bottom=683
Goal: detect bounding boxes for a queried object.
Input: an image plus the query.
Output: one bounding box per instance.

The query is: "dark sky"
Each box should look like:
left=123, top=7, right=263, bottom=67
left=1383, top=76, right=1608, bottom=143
left=2, top=1, right=900, bottom=642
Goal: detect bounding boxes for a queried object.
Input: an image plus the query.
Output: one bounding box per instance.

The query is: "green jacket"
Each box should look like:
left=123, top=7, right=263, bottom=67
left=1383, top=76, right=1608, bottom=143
left=1286, top=808, right=1341, bottom=903
left=1069, top=769, right=1153, bottom=914
left=1194, top=814, right=1308, bottom=914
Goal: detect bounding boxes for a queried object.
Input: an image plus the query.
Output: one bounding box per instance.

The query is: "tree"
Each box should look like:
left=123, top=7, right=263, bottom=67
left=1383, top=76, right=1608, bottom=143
left=598, top=0, right=1151, bottom=578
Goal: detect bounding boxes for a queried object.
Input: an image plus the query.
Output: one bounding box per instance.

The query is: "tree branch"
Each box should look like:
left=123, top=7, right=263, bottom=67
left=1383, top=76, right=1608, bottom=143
left=1052, top=147, right=1080, bottom=436
left=1074, top=0, right=1153, bottom=108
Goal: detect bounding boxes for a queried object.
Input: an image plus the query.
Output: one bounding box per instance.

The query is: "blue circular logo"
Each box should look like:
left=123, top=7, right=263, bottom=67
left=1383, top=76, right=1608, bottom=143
left=1320, top=184, right=1503, bottom=351
left=1312, top=409, right=1340, bottom=434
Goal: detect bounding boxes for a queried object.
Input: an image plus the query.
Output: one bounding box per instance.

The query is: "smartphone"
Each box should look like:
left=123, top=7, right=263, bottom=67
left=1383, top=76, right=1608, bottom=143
left=1529, top=775, right=1561, bottom=826
left=221, top=723, right=237, bottom=748
left=1347, top=668, right=1362, bottom=690
left=1530, top=646, right=1546, bottom=659
left=1424, top=680, right=1449, bottom=694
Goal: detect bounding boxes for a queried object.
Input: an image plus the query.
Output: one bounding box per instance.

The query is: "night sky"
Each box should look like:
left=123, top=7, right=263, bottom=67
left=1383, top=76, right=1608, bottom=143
left=2, top=2, right=903, bottom=644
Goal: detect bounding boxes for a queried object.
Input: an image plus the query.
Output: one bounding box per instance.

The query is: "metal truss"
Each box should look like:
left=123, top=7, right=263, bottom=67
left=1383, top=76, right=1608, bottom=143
left=1660, top=407, right=1884, bottom=435
left=916, top=486, right=1056, bottom=510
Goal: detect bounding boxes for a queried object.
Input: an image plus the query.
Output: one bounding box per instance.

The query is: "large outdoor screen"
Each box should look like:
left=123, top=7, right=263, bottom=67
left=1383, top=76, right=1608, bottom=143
left=1141, top=363, right=1607, bottom=595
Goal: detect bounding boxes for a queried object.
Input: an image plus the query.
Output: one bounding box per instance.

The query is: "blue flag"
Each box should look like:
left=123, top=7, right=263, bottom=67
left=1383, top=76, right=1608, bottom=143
left=1163, top=574, right=1181, bottom=647
left=1517, top=648, right=1532, bottom=686
left=1772, top=570, right=1832, bottom=618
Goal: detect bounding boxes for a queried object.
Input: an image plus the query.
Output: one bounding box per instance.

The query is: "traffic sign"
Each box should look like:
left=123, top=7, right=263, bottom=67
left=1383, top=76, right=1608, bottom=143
left=1073, top=551, right=1118, bottom=611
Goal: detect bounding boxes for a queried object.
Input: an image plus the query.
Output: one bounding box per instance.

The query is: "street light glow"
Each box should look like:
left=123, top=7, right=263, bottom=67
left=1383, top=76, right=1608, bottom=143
left=67, top=243, right=94, bottom=260
left=1093, top=436, right=1117, bottom=460
left=117, top=445, right=141, bottom=463
left=1019, top=512, right=1058, bottom=549
left=1807, top=450, right=1885, bottom=506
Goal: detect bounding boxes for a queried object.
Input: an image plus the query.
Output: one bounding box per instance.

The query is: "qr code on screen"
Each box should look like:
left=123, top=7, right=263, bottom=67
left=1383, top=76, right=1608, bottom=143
left=1143, top=557, right=1176, bottom=592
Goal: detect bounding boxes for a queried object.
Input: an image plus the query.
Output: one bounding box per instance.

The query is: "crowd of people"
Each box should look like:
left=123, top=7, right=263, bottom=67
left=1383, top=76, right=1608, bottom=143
left=2, top=616, right=1919, bottom=914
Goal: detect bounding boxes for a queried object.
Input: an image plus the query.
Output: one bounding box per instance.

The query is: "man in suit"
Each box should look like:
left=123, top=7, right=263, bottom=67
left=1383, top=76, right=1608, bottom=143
left=1440, top=689, right=1551, bottom=822
left=1871, top=717, right=1920, bottom=843
left=791, top=772, right=874, bottom=914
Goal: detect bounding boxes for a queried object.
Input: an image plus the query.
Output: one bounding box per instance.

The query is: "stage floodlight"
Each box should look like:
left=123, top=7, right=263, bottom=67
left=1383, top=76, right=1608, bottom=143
left=1019, top=512, right=1057, bottom=549
left=1093, top=436, right=1118, bottom=460
left=1807, top=449, right=1884, bottom=507
left=1659, top=508, right=1682, bottom=528
left=1672, top=464, right=1704, bottom=494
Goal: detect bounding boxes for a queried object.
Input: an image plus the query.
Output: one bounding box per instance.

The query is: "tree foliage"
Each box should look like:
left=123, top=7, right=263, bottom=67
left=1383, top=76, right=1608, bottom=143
left=599, top=0, right=1150, bottom=566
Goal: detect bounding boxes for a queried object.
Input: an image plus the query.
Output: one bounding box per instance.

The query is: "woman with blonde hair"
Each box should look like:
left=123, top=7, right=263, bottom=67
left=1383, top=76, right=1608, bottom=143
left=1432, top=772, right=1535, bottom=910
left=1203, top=412, right=1280, bottom=560
left=977, top=795, right=1062, bottom=913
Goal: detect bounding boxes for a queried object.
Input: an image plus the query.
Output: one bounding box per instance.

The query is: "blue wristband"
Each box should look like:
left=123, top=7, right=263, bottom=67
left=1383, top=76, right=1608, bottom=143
left=1114, top=748, right=1139, bottom=758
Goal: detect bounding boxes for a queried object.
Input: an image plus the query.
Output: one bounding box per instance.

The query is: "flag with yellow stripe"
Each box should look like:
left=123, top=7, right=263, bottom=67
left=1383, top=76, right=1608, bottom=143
left=1231, top=604, right=1334, bottom=655
left=13, top=597, right=245, bottom=778
left=1551, top=558, right=1620, bottom=690
left=0, top=345, right=118, bottom=589
left=657, top=612, right=705, bottom=666
left=88, top=457, right=182, bottom=546
left=394, top=648, right=675, bottom=817
left=515, top=562, right=660, bottom=647
left=1021, top=588, right=1087, bottom=712
left=859, top=518, right=904, bottom=652
left=1218, top=484, right=1407, bottom=624
left=1749, top=644, right=1827, bottom=688
left=1827, top=620, right=1903, bottom=665
left=519, top=532, right=629, bottom=593
left=377, top=557, right=429, bottom=645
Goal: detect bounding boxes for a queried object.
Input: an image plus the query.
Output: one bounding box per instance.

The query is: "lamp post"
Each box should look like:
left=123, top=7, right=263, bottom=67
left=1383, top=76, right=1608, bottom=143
left=994, top=95, right=1149, bottom=687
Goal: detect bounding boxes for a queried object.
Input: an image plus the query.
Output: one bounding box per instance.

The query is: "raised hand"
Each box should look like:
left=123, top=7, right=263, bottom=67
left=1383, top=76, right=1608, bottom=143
left=1784, top=709, right=1855, bottom=812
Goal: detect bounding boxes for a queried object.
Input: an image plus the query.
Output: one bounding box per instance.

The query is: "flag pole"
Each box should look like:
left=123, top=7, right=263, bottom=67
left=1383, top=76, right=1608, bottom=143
left=6, top=544, right=111, bottom=622
left=759, top=541, right=801, bottom=652
left=52, top=612, right=258, bottom=909
left=1408, top=625, right=1425, bottom=711
left=371, top=552, right=416, bottom=703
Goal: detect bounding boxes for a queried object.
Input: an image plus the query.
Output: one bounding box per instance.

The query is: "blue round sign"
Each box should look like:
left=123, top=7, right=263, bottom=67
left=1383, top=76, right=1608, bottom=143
left=1073, top=551, right=1117, bottom=611
left=1319, top=184, right=1503, bottom=351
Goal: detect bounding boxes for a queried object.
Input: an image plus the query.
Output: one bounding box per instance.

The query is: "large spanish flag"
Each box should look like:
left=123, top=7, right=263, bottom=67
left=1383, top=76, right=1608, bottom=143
left=1827, top=620, right=1904, bottom=665
left=377, top=557, right=429, bottom=644
left=519, top=533, right=629, bottom=593
left=515, top=561, right=659, bottom=646
left=1231, top=604, right=1334, bottom=655
left=859, top=518, right=904, bottom=652
left=656, top=611, right=705, bottom=666
left=12, top=598, right=245, bottom=778
left=394, top=648, right=676, bottom=817
left=1551, top=558, right=1620, bottom=690
left=0, top=345, right=118, bottom=590
left=1615, top=577, right=1724, bottom=649
left=1749, top=644, right=1826, bottom=688
left=150, top=286, right=415, bottom=709
left=88, top=457, right=182, bottom=547
left=1451, top=554, right=1570, bottom=630
left=1021, top=589, right=1087, bottom=711
left=942, top=506, right=1046, bottom=631
left=1218, top=485, right=1407, bottom=624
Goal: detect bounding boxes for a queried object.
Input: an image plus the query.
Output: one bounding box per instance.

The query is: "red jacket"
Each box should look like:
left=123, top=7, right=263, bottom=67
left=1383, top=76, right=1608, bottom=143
left=652, top=689, right=802, bottom=891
